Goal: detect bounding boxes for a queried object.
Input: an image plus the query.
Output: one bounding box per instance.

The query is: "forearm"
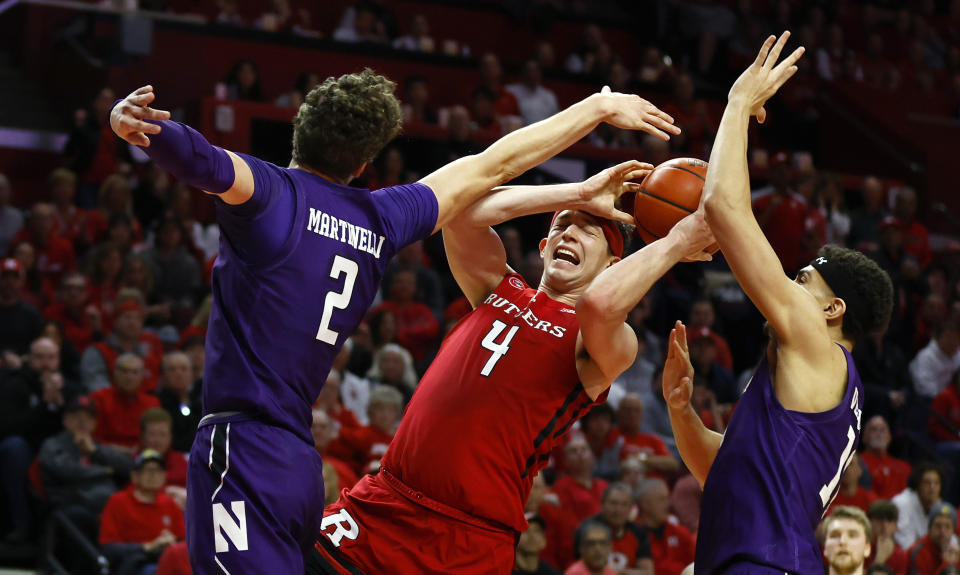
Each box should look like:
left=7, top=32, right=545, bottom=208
left=667, top=404, right=723, bottom=488
left=459, top=183, right=582, bottom=228
left=579, top=235, right=686, bottom=322
left=646, top=455, right=681, bottom=473
left=140, top=119, right=235, bottom=194
left=482, top=95, right=609, bottom=185
left=701, top=102, right=752, bottom=218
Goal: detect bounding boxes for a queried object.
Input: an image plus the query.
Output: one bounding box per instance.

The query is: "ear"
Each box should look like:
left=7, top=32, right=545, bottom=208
left=539, top=238, right=547, bottom=258
left=824, top=297, right=846, bottom=322
left=864, top=541, right=871, bottom=559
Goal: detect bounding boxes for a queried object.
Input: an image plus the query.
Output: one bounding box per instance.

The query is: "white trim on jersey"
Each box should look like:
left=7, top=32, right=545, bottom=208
left=214, top=555, right=232, bottom=574
left=211, top=422, right=232, bottom=502
left=207, top=426, right=216, bottom=471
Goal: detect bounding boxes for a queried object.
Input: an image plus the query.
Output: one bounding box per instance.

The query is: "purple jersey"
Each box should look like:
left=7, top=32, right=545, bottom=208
left=204, top=154, right=437, bottom=443
left=695, top=344, right=863, bottom=574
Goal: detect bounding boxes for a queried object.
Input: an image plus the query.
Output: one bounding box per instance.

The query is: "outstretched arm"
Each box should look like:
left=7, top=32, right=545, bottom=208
left=111, top=86, right=254, bottom=206
left=444, top=161, right=648, bottom=307
left=576, top=213, right=716, bottom=399
left=663, top=321, right=723, bottom=489
left=422, top=87, right=679, bottom=234
left=700, top=33, right=826, bottom=352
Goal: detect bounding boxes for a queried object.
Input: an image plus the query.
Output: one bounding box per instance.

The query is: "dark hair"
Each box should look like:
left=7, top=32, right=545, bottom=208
left=613, top=221, right=634, bottom=256
left=907, top=461, right=945, bottom=491
left=867, top=499, right=899, bottom=521
left=602, top=481, right=633, bottom=503
left=224, top=59, right=263, bottom=102
left=815, top=244, right=893, bottom=342
left=580, top=403, right=615, bottom=425
left=292, top=69, right=401, bottom=181
left=368, top=307, right=397, bottom=348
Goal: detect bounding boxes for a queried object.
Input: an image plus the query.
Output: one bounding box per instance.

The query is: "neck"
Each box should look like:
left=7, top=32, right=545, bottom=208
left=289, top=161, right=354, bottom=186
left=841, top=482, right=858, bottom=496
left=177, top=388, right=190, bottom=402
left=536, top=282, right=582, bottom=308
left=133, top=488, right=158, bottom=503
left=515, top=549, right=540, bottom=571
left=588, top=564, right=606, bottom=575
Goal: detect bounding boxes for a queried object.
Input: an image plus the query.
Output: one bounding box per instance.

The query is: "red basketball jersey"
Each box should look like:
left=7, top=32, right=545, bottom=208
left=381, top=273, right=603, bottom=533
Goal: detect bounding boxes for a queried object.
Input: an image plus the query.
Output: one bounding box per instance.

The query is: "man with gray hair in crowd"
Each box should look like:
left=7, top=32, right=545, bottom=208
left=635, top=478, right=695, bottom=575
left=577, top=482, right=653, bottom=575
left=89, top=353, right=160, bottom=451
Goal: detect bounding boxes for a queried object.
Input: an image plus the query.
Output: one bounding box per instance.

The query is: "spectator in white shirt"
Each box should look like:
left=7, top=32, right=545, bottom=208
left=910, top=324, right=960, bottom=399
left=891, top=462, right=944, bottom=549
left=506, top=60, right=559, bottom=126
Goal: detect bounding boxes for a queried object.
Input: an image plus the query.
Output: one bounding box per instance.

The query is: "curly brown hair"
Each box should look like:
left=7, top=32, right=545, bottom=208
left=816, top=244, right=893, bottom=342
left=292, top=69, right=402, bottom=181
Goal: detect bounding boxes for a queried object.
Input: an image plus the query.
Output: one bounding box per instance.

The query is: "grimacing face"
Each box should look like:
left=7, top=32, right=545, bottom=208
left=539, top=210, right=617, bottom=293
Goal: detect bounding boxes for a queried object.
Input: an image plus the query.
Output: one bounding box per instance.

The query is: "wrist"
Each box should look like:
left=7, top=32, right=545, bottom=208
left=587, top=93, right=613, bottom=123
left=726, top=97, right=752, bottom=116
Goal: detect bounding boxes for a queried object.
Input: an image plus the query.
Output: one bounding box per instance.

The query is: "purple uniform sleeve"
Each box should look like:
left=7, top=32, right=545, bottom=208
left=370, top=183, right=439, bottom=249
left=214, top=153, right=295, bottom=266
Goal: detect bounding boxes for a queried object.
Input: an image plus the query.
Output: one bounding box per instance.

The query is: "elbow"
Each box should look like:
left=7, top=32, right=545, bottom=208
left=577, top=287, right=620, bottom=323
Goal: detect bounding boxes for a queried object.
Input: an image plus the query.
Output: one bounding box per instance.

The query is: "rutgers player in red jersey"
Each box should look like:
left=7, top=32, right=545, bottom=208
left=308, top=161, right=715, bottom=575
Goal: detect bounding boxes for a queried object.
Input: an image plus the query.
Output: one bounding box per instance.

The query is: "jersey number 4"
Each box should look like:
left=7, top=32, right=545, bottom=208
left=480, top=320, right=519, bottom=376
left=315, top=255, right=359, bottom=346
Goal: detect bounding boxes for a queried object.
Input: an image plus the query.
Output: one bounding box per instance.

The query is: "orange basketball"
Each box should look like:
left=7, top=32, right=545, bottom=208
left=633, top=157, right=708, bottom=246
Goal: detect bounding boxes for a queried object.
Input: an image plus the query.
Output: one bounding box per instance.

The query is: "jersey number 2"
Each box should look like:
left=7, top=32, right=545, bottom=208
left=315, top=255, right=359, bottom=345
left=480, top=320, right=519, bottom=376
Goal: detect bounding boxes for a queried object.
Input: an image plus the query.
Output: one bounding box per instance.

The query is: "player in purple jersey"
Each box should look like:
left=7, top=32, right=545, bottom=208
left=109, top=70, right=680, bottom=574
left=661, top=33, right=894, bottom=574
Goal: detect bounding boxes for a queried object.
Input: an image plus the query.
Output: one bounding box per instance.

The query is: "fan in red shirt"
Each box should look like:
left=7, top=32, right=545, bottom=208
left=48, top=168, right=92, bottom=251
left=828, top=455, right=878, bottom=514
left=614, top=394, right=680, bottom=481
left=80, top=300, right=163, bottom=392
left=99, top=449, right=185, bottom=574
left=867, top=499, right=909, bottom=575
left=751, top=153, right=807, bottom=275
left=547, top=435, right=611, bottom=570
left=43, top=272, right=102, bottom=352
left=310, top=160, right=714, bottom=574
left=687, top=298, right=733, bottom=371
left=325, top=385, right=402, bottom=476
left=929, top=371, right=960, bottom=444
left=312, top=408, right=359, bottom=501
left=90, top=353, right=161, bottom=450
left=637, top=479, right=695, bottom=575
left=907, top=503, right=959, bottom=575
left=564, top=521, right=618, bottom=575
left=139, top=407, right=188, bottom=489
left=891, top=187, right=931, bottom=269
left=369, top=270, right=439, bottom=364
left=861, top=415, right=912, bottom=500
left=11, top=203, right=76, bottom=302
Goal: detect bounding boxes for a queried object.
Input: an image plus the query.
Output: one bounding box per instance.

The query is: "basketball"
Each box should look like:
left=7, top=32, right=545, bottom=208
left=633, top=157, right=708, bottom=246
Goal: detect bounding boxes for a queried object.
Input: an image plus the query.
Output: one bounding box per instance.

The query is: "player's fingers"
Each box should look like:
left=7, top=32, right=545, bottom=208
left=609, top=209, right=636, bottom=226
left=645, top=113, right=682, bottom=135
left=653, top=108, right=675, bottom=125
left=774, top=65, right=799, bottom=91
left=133, top=85, right=154, bottom=96
left=757, top=106, right=767, bottom=124
left=774, top=46, right=805, bottom=73
left=128, top=132, right=151, bottom=147
left=754, top=35, right=776, bottom=67
left=139, top=106, right=171, bottom=122
left=609, top=160, right=646, bottom=180
left=641, top=122, right=671, bottom=141
left=677, top=322, right=688, bottom=352
left=128, top=91, right=155, bottom=106
left=601, top=85, right=611, bottom=94
left=125, top=117, right=162, bottom=134
left=622, top=183, right=643, bottom=195
left=624, top=169, right=651, bottom=182
left=764, top=31, right=791, bottom=69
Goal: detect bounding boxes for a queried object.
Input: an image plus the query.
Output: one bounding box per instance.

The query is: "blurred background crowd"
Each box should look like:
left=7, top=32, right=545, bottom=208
left=1, top=0, right=960, bottom=574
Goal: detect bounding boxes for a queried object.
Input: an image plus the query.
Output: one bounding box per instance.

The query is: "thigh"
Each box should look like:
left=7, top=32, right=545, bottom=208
left=186, top=421, right=325, bottom=575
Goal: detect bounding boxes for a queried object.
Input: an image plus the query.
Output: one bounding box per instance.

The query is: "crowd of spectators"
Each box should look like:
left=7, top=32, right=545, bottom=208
left=2, top=1, right=960, bottom=574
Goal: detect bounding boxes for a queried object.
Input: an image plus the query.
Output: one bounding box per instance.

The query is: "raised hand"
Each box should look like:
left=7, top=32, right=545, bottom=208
left=576, top=159, right=653, bottom=225
left=728, top=31, right=805, bottom=123
left=663, top=321, right=695, bottom=411
left=110, top=85, right=172, bottom=147
left=598, top=86, right=681, bottom=141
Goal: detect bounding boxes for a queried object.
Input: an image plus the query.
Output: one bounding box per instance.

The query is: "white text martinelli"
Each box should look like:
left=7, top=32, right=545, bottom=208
left=307, top=207, right=385, bottom=259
